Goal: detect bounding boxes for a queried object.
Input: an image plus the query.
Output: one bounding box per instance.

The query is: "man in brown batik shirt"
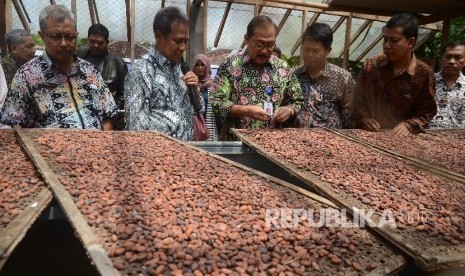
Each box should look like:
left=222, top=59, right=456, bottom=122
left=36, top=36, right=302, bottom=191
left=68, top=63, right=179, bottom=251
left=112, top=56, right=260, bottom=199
left=352, top=13, right=437, bottom=136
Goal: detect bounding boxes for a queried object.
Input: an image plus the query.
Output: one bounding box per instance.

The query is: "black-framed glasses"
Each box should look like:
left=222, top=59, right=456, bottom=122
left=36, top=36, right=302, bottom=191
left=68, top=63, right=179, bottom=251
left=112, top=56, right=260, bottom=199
left=254, top=42, right=276, bottom=51
left=43, top=32, right=78, bottom=43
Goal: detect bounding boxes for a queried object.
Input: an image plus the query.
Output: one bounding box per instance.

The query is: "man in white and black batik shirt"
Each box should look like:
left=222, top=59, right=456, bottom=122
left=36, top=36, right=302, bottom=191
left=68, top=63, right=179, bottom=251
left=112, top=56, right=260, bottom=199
left=429, top=41, right=465, bottom=129
left=124, top=7, right=203, bottom=141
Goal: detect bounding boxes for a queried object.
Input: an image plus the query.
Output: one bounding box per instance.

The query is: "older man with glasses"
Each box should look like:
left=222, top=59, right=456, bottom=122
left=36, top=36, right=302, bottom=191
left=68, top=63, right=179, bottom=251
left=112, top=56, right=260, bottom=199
left=0, top=5, right=117, bottom=130
left=210, top=15, right=303, bottom=140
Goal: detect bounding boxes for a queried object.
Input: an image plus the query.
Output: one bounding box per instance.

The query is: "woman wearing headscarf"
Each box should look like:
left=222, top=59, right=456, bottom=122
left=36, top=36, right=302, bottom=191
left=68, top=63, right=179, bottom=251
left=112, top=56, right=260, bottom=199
left=192, top=54, right=218, bottom=141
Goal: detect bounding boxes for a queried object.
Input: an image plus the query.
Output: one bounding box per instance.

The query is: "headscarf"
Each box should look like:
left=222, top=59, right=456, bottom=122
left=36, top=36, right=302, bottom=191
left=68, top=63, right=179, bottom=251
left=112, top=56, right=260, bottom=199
left=192, top=54, right=213, bottom=91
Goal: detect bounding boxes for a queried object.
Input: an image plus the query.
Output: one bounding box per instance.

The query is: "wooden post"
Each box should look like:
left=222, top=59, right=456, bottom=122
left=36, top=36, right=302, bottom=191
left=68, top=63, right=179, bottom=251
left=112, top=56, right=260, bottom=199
left=0, top=0, right=8, bottom=55
left=440, top=19, right=450, bottom=50
left=87, top=0, right=96, bottom=25
left=12, top=0, right=29, bottom=31
left=125, top=0, right=131, bottom=42
left=299, top=10, right=307, bottom=63
left=343, top=14, right=352, bottom=70
left=214, top=1, right=231, bottom=48
left=71, top=0, right=77, bottom=22
left=130, top=0, right=135, bottom=65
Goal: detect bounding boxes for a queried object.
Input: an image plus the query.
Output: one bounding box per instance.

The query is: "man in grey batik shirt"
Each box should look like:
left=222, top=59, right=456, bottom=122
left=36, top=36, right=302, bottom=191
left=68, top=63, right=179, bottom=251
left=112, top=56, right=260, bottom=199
left=124, top=7, right=203, bottom=141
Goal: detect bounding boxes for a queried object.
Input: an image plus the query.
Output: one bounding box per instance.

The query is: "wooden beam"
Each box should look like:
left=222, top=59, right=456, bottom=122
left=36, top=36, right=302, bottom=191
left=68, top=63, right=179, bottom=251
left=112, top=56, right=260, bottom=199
left=125, top=0, right=131, bottom=42
left=276, top=9, right=292, bottom=36
left=331, top=16, right=346, bottom=33
left=12, top=0, right=29, bottom=32
left=212, top=0, right=441, bottom=30
left=186, top=0, right=191, bottom=22
left=87, top=0, right=96, bottom=25
left=214, top=1, right=231, bottom=48
left=17, top=0, right=30, bottom=23
left=161, top=0, right=166, bottom=9
left=0, top=0, right=7, bottom=55
left=71, top=0, right=77, bottom=21
left=49, top=0, right=56, bottom=4
left=298, top=10, right=306, bottom=63
left=130, top=0, right=135, bottom=64
left=440, top=19, right=450, bottom=51
left=193, top=0, right=205, bottom=5
left=413, top=30, right=436, bottom=52
left=338, top=20, right=371, bottom=58
left=291, top=12, right=320, bottom=56
left=419, top=9, right=465, bottom=25
left=343, top=14, right=352, bottom=70
left=356, top=32, right=383, bottom=63
left=92, top=0, right=100, bottom=24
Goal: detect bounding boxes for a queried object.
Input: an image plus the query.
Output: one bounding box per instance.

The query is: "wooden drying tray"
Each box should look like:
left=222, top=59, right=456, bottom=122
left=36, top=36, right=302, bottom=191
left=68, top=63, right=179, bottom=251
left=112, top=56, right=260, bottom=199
left=0, top=188, right=52, bottom=269
left=329, top=128, right=465, bottom=185
left=13, top=126, right=120, bottom=276
left=231, top=128, right=465, bottom=272
left=16, top=128, right=407, bottom=276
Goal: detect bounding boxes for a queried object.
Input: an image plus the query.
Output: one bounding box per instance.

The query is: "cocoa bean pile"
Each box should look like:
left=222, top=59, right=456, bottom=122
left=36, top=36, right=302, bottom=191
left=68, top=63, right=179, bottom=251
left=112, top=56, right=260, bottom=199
left=28, top=130, right=403, bottom=275
left=428, top=129, right=465, bottom=142
left=239, top=129, right=465, bottom=246
left=0, top=130, right=46, bottom=226
left=347, top=129, right=465, bottom=175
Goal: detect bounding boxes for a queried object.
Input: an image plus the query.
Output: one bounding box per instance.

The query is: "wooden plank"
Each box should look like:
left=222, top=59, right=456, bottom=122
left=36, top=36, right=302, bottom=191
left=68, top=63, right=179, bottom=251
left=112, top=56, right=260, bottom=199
left=92, top=0, right=100, bottom=24
left=231, top=128, right=465, bottom=271
left=331, top=16, right=346, bottom=32
left=17, top=0, right=30, bottom=23
left=125, top=0, right=131, bottom=43
left=87, top=0, right=96, bottom=25
left=291, top=11, right=319, bottom=55
left=330, top=129, right=465, bottom=185
left=0, top=188, right=53, bottom=269
left=13, top=126, right=120, bottom=276
left=12, top=0, right=29, bottom=32
left=276, top=9, right=292, bottom=36
left=338, top=20, right=371, bottom=58
left=161, top=0, right=165, bottom=8
left=0, top=0, right=7, bottom=55
left=213, top=1, right=232, bottom=47
left=130, top=0, right=135, bottom=65
left=342, top=14, right=352, bottom=69
left=355, top=31, right=383, bottom=62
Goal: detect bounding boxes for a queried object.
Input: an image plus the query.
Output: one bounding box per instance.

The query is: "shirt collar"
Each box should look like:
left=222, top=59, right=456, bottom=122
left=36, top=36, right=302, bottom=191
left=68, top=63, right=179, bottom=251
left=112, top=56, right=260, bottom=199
left=439, top=71, right=465, bottom=88
left=42, top=51, right=79, bottom=74
left=150, top=48, right=180, bottom=68
left=378, top=53, right=417, bottom=76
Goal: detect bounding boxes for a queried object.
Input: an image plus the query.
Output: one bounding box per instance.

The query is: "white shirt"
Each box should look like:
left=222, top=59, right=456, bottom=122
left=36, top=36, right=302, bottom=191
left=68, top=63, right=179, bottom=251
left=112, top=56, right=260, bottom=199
left=429, top=71, right=465, bottom=129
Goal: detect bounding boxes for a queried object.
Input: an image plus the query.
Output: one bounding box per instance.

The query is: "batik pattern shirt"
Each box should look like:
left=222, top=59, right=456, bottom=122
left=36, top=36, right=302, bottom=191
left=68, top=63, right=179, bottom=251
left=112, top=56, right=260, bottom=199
left=352, top=54, right=437, bottom=131
left=294, top=62, right=355, bottom=128
left=210, top=50, right=303, bottom=139
left=124, top=48, right=204, bottom=141
left=0, top=53, right=117, bottom=129
left=429, top=72, right=465, bottom=129
left=1, top=54, right=20, bottom=89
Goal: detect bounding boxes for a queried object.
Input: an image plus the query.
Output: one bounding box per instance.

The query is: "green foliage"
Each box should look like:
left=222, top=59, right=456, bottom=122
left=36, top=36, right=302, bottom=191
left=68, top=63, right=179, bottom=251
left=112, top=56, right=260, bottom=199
left=281, top=54, right=300, bottom=68
left=77, top=37, right=88, bottom=47
left=31, top=34, right=44, bottom=46
left=415, top=16, right=465, bottom=69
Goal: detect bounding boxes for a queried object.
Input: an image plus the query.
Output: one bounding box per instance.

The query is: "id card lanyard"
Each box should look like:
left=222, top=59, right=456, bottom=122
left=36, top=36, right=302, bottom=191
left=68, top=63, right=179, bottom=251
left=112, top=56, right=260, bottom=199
left=264, top=86, right=274, bottom=117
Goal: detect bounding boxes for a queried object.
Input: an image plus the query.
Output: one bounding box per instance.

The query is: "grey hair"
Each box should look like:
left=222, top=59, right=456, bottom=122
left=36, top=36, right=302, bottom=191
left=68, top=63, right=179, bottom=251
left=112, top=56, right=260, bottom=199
left=39, top=5, right=76, bottom=31
left=5, top=29, right=31, bottom=49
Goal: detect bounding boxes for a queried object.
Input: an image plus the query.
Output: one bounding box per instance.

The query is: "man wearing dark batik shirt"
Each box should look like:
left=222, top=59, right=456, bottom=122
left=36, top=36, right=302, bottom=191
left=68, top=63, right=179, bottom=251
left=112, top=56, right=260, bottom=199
left=0, top=5, right=117, bottom=129
left=352, top=13, right=437, bottom=136
left=294, top=23, right=354, bottom=129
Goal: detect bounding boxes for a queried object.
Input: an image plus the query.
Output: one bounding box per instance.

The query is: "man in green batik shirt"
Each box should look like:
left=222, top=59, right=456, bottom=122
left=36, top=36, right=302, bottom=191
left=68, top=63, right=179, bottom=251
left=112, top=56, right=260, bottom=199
left=210, top=15, right=303, bottom=140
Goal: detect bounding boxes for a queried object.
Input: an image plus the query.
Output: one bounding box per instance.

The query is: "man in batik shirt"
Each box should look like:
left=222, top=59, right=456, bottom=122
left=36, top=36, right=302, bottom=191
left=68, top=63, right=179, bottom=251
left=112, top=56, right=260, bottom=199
left=1, top=29, right=36, bottom=89
left=352, top=13, right=436, bottom=136
left=125, top=7, right=203, bottom=141
left=294, top=23, right=354, bottom=129
left=210, top=15, right=303, bottom=140
left=429, top=41, right=465, bottom=129
left=0, top=5, right=117, bottom=129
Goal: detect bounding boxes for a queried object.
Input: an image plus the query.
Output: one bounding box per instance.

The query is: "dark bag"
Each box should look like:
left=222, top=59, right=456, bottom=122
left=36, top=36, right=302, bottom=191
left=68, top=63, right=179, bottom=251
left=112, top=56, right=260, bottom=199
left=193, top=113, right=210, bottom=141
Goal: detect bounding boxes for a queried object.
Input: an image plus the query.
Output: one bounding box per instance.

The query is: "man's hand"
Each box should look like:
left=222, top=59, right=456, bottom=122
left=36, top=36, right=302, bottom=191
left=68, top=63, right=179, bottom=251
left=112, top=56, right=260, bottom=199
left=273, top=106, right=295, bottom=124
left=182, top=71, right=199, bottom=87
left=392, top=122, right=411, bottom=137
left=246, top=106, right=271, bottom=121
left=361, top=117, right=380, bottom=132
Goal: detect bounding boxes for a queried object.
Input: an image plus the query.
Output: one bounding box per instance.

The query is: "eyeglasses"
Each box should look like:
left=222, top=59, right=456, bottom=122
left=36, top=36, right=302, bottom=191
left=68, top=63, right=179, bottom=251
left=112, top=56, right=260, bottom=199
left=43, top=32, right=78, bottom=43
left=254, top=42, right=276, bottom=51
